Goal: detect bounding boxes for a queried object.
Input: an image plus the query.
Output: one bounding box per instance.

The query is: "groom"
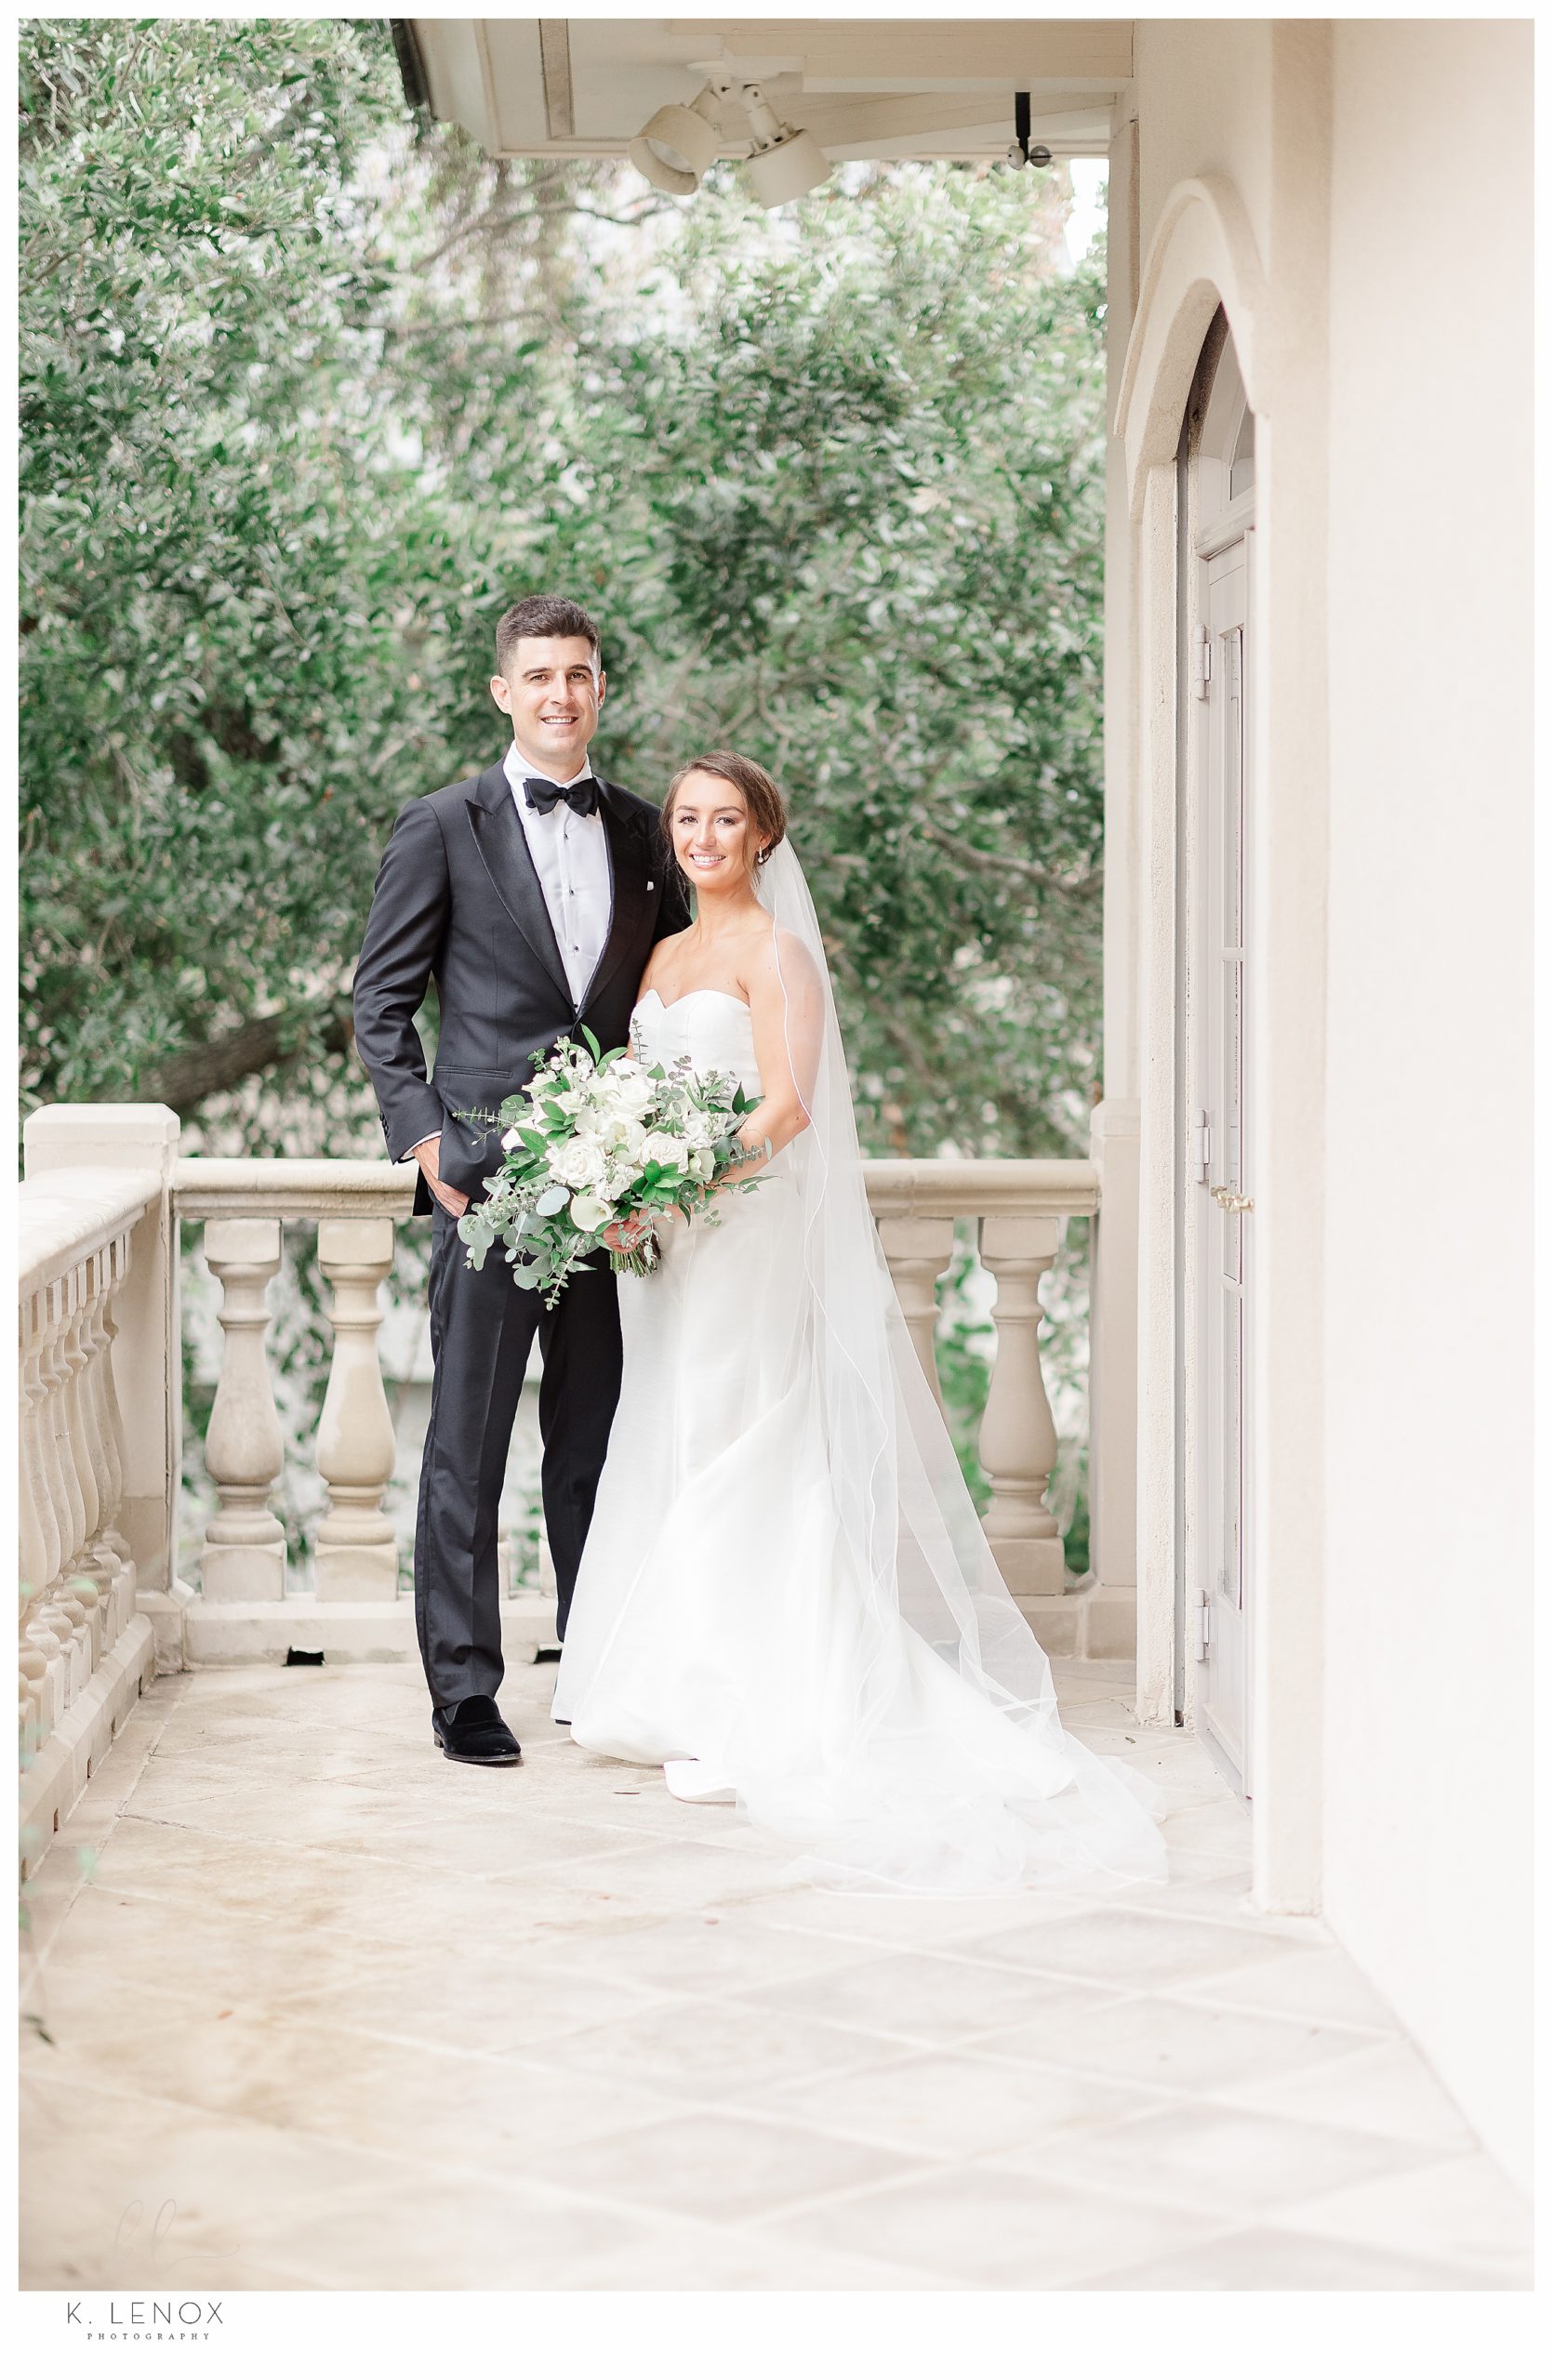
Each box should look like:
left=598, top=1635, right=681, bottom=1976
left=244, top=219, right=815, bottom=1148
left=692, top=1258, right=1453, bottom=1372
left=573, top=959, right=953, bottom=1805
left=352, top=595, right=691, bottom=1766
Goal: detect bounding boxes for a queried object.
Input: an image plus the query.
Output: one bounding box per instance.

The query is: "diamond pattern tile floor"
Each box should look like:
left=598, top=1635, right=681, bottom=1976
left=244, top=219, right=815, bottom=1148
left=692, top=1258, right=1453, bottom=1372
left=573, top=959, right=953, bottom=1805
left=19, top=1655, right=1530, bottom=2291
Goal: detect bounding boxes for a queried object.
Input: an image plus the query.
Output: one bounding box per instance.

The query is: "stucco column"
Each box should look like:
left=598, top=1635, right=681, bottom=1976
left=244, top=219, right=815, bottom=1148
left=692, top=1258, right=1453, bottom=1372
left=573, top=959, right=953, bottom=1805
left=1244, top=21, right=1334, bottom=1915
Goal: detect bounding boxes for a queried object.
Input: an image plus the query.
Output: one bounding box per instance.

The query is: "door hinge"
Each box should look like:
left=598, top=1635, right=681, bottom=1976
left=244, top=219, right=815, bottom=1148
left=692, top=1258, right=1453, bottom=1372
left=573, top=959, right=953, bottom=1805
left=1196, top=1593, right=1212, bottom=1660
left=1193, top=1109, right=1210, bottom=1183
left=1194, top=624, right=1213, bottom=701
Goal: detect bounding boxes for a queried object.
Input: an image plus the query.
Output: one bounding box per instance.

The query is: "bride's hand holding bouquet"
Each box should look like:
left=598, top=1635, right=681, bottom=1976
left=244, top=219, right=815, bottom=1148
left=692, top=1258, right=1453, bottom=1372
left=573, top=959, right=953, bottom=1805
left=453, top=1026, right=767, bottom=1309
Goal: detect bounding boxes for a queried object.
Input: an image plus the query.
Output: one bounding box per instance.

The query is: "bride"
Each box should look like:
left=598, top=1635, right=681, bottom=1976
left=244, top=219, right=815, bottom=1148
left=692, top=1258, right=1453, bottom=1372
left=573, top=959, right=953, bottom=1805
left=551, top=751, right=1167, bottom=1896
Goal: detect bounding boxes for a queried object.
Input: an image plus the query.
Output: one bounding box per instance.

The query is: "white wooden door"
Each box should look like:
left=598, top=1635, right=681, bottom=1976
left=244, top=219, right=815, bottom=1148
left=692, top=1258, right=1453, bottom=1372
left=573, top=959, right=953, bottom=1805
left=1193, top=536, right=1253, bottom=1792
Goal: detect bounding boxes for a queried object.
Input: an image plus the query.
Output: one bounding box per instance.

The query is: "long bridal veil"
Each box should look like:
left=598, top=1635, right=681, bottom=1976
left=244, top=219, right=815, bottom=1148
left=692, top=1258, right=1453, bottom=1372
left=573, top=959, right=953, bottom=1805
left=749, top=838, right=1168, bottom=1894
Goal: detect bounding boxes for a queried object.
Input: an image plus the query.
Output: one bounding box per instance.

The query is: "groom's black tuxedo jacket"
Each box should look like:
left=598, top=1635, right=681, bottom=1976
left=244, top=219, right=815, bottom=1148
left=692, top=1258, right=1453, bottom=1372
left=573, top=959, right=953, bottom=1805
left=352, top=760, right=691, bottom=1218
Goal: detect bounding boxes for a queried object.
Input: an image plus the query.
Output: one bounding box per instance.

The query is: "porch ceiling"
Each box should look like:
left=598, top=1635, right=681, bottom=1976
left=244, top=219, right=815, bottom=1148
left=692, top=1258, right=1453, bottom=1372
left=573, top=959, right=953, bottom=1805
left=394, top=18, right=1133, bottom=162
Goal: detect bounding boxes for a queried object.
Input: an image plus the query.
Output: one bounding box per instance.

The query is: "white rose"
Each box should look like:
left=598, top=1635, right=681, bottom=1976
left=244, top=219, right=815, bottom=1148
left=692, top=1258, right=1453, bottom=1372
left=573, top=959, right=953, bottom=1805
left=549, top=1138, right=601, bottom=1190
left=688, top=1145, right=715, bottom=1183
left=641, top=1131, right=689, bottom=1170
left=684, top=1110, right=719, bottom=1149
left=569, top=1191, right=610, bottom=1232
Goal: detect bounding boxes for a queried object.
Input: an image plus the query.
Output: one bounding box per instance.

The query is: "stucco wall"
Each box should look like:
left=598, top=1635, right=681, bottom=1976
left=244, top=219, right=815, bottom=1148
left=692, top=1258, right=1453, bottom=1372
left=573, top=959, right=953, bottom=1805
left=1321, top=17, right=1533, bottom=2189
left=1133, top=19, right=1273, bottom=263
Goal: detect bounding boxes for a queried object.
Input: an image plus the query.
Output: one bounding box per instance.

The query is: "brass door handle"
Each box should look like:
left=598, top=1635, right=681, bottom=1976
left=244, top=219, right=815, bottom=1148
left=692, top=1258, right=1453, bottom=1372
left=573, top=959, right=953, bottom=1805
left=1209, top=1183, right=1254, bottom=1212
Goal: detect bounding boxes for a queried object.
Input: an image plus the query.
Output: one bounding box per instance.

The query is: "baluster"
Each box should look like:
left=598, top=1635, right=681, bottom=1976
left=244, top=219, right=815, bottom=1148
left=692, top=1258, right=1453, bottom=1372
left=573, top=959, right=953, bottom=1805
left=201, top=1220, right=287, bottom=1601
left=53, top=1271, right=93, bottom=1576
left=55, top=1578, right=100, bottom=1676
left=30, top=1600, right=79, bottom=1710
left=876, top=1215, right=955, bottom=1409
left=19, top=1289, right=60, bottom=1608
left=313, top=1218, right=399, bottom=1599
left=95, top=1233, right=139, bottom=1627
left=22, top=1618, right=63, bottom=1741
left=75, top=1247, right=126, bottom=1642
left=38, top=1279, right=86, bottom=1588
left=20, top=1643, right=50, bottom=1763
left=59, top=1261, right=107, bottom=1612
left=977, top=1214, right=1068, bottom=1600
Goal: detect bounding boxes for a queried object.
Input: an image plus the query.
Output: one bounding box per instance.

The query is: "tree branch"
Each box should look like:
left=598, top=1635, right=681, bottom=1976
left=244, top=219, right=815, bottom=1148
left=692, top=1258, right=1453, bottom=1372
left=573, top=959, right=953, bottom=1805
left=916, top=813, right=1101, bottom=895
left=139, top=993, right=355, bottom=1111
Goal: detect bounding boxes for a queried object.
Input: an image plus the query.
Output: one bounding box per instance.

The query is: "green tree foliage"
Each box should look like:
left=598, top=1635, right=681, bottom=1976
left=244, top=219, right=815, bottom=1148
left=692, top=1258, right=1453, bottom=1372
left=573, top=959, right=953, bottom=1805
left=20, top=18, right=1108, bottom=1162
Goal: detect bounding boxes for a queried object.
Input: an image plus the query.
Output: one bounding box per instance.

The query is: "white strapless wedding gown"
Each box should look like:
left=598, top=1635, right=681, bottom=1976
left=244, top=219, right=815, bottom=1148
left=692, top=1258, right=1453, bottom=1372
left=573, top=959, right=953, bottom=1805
left=551, top=986, right=1167, bottom=1894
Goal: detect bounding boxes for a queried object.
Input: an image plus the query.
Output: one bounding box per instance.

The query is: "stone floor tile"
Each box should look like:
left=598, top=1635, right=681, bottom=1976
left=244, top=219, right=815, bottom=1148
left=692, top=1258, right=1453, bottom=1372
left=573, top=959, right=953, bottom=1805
left=1207, top=2035, right=1487, bottom=2153
left=1159, top=1800, right=1259, bottom=1857
left=20, top=1661, right=1520, bottom=2294
left=1089, top=2224, right=1509, bottom=2291
left=21, top=1964, right=219, bottom=2050
left=734, top=1950, right=1130, bottom=2053
left=1049, top=1659, right=1138, bottom=1696
left=20, top=2068, right=407, bottom=2289
left=21, top=1884, right=368, bottom=2005
left=765, top=2162, right=1206, bottom=2290
left=34, top=1999, right=677, bottom=2177
left=352, top=1807, right=650, bottom=1876
left=1274, top=2151, right=1533, bottom=2284
left=18, top=1860, right=100, bottom=1958
left=968, top=1992, right=1366, bottom=2093
left=1133, top=1846, right=1262, bottom=1885
left=533, top=1992, right=887, bottom=2102
left=513, top=1910, right=885, bottom=1995
left=560, top=1836, right=800, bottom=1913
left=231, top=2169, right=677, bottom=2292
left=752, top=1883, right=1093, bottom=1950
left=548, top=2214, right=941, bottom=2291
left=541, top=2109, right=924, bottom=2225
left=280, top=1944, right=672, bottom=2055
left=1102, top=1869, right=1303, bottom=1927
left=736, top=2046, right=1156, bottom=2162
left=1163, top=1942, right=1407, bottom=2033
left=949, top=1904, right=1307, bottom=1991
left=994, top=2097, right=1436, bottom=2219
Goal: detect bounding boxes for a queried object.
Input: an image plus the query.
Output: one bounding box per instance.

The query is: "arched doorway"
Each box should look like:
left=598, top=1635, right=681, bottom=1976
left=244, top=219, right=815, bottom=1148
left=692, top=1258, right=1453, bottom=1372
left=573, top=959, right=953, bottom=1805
left=1175, top=313, right=1255, bottom=1794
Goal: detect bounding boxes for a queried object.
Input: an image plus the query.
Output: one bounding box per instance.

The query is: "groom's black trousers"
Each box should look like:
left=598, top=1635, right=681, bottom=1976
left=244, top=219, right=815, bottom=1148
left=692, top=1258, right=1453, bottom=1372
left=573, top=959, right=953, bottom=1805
left=416, top=1202, right=622, bottom=1710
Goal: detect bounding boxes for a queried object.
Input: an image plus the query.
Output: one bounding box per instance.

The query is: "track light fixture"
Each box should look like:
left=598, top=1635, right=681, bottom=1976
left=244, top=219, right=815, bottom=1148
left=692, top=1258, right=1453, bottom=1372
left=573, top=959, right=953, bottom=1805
left=1005, top=91, right=1053, bottom=170
left=629, top=70, right=831, bottom=208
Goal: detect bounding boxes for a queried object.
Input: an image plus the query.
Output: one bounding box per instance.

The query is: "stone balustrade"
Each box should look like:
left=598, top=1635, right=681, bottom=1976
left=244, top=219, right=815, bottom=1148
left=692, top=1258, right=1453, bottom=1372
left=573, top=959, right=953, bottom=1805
left=18, top=1154, right=166, bottom=1872
left=20, top=1107, right=1134, bottom=1855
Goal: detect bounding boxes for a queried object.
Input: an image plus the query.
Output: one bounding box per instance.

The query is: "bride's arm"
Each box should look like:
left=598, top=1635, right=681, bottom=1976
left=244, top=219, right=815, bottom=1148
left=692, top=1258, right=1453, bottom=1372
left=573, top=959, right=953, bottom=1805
left=723, top=928, right=824, bottom=1183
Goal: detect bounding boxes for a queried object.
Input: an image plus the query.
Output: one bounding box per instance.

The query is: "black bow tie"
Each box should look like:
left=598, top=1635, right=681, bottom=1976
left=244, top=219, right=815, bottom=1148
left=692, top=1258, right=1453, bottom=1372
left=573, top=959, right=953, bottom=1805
left=524, top=774, right=599, bottom=816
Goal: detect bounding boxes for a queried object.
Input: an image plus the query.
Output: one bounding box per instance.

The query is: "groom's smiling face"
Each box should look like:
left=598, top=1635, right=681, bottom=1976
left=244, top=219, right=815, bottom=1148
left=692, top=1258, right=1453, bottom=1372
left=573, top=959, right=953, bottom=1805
left=491, top=634, right=604, bottom=777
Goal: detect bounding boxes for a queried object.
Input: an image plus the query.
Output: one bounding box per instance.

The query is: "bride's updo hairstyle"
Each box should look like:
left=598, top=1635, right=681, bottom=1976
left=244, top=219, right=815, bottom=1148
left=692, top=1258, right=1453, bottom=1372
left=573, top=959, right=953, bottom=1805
left=662, top=750, right=788, bottom=886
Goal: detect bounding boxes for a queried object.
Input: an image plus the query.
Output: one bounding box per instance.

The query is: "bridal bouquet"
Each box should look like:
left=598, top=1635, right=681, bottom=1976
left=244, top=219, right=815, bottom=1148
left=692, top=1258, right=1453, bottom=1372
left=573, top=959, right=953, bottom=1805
left=453, top=1027, right=766, bottom=1307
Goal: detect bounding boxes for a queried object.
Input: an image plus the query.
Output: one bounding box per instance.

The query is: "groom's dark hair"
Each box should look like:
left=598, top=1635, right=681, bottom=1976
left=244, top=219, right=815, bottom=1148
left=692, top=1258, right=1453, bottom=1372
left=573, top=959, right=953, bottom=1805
left=495, top=595, right=602, bottom=680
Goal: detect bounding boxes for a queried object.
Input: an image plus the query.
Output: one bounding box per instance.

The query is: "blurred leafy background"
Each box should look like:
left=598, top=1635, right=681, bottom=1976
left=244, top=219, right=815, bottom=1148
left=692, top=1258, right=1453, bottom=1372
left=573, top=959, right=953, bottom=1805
left=20, top=17, right=1108, bottom=1570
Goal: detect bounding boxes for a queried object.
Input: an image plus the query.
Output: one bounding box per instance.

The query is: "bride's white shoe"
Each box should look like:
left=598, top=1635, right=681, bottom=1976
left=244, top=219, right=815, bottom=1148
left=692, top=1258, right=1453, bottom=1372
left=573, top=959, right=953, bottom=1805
left=663, top=1760, right=737, bottom=1805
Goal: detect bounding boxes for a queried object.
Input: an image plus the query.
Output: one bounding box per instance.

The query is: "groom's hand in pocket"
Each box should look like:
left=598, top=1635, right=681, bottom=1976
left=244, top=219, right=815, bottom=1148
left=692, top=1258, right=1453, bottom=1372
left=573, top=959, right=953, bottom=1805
left=411, top=1133, right=470, bottom=1219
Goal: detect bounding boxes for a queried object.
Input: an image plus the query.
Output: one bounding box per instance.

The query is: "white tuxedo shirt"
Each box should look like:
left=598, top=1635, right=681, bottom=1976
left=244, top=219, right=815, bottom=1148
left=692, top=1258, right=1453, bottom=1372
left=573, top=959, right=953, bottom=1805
left=408, top=743, right=612, bottom=1162
left=500, top=742, right=612, bottom=1007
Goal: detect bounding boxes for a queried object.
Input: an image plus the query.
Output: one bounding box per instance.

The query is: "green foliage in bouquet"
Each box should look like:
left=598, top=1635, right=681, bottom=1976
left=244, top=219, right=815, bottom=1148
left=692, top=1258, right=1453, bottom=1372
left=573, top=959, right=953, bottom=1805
left=455, top=1026, right=767, bottom=1306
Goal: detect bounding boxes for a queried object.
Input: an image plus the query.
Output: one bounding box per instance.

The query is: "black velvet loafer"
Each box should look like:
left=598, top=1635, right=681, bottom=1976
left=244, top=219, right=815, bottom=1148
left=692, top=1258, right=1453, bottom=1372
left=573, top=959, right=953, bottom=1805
left=431, top=1695, right=523, bottom=1765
